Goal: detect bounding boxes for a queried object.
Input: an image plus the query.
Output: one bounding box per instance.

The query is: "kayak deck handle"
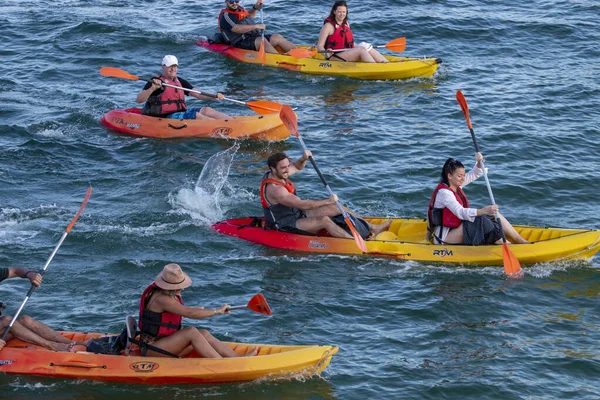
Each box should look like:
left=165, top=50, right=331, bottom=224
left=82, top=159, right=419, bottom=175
left=50, top=361, right=107, bottom=369
left=167, top=123, right=188, bottom=130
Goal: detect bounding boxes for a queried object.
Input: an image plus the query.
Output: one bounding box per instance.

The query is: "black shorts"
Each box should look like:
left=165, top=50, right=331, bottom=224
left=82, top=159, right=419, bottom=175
left=235, top=34, right=272, bottom=51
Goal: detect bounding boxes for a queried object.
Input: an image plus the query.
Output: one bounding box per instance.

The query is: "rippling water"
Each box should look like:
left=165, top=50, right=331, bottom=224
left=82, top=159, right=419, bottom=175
left=1, top=0, right=599, bottom=398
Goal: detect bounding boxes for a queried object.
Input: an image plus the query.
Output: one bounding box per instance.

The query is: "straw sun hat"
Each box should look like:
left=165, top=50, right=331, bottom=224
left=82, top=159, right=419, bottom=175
left=154, top=263, right=192, bottom=290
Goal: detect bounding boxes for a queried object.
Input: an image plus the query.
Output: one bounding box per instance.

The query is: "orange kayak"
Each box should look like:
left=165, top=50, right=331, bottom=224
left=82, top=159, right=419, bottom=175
left=101, top=108, right=291, bottom=141
left=0, top=331, right=338, bottom=385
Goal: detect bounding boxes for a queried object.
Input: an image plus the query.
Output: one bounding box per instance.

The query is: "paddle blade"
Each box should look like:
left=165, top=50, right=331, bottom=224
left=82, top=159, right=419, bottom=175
left=456, top=90, right=473, bottom=129
left=279, top=105, right=299, bottom=137
left=99, top=67, right=140, bottom=81
left=258, top=38, right=267, bottom=63
left=289, top=48, right=317, bottom=59
left=385, top=37, right=406, bottom=52
left=502, top=242, right=524, bottom=279
left=246, top=100, right=282, bottom=115
left=66, top=187, right=93, bottom=233
left=344, top=215, right=368, bottom=253
left=247, top=294, right=272, bottom=315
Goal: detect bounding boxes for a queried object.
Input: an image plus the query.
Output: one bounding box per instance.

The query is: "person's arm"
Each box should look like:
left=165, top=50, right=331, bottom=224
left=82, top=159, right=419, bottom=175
left=269, top=184, right=336, bottom=211
left=3, top=267, right=42, bottom=287
left=248, top=0, right=262, bottom=17
left=463, top=153, right=485, bottom=186
left=287, top=151, right=311, bottom=176
left=317, top=23, right=334, bottom=51
left=436, top=189, right=496, bottom=221
left=136, top=79, right=161, bottom=104
left=158, top=295, right=230, bottom=320
left=221, top=7, right=265, bottom=34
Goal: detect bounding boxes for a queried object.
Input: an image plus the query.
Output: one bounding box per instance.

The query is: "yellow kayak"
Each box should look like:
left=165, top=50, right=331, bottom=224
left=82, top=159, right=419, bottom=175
left=0, top=331, right=338, bottom=385
left=212, top=217, right=600, bottom=266
left=197, top=40, right=441, bottom=80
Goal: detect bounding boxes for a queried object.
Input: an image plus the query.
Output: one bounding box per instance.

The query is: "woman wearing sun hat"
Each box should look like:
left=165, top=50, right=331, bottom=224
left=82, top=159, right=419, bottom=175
left=138, top=263, right=256, bottom=358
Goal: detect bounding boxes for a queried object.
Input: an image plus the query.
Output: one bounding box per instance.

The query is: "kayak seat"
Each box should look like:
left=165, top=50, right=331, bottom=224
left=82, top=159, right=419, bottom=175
left=239, top=217, right=316, bottom=236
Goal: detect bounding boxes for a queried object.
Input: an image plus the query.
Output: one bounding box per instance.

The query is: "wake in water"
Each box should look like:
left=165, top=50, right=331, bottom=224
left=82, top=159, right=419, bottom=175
left=168, top=143, right=240, bottom=224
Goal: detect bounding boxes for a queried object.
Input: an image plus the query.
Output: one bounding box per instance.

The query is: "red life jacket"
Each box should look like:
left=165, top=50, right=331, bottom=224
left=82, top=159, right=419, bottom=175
left=218, top=7, right=249, bottom=30
left=427, top=183, right=470, bottom=229
left=323, top=17, right=354, bottom=50
left=143, top=75, right=187, bottom=117
left=138, top=283, right=183, bottom=338
left=260, top=174, right=296, bottom=209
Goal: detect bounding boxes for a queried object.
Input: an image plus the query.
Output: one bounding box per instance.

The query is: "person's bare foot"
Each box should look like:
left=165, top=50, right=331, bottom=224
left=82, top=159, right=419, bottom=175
left=370, top=219, right=392, bottom=236
left=50, top=342, right=71, bottom=352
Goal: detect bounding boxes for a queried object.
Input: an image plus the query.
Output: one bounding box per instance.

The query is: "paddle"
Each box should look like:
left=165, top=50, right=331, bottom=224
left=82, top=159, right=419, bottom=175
left=227, top=294, right=272, bottom=315
left=289, top=37, right=406, bottom=59
left=279, top=105, right=368, bottom=253
left=1, top=187, right=93, bottom=341
left=258, top=8, right=267, bottom=63
left=455, top=91, right=524, bottom=279
left=99, top=67, right=282, bottom=115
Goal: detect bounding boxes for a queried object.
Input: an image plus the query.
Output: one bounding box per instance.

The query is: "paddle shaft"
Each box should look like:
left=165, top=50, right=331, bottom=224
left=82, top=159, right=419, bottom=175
left=1, top=187, right=92, bottom=341
left=295, top=136, right=351, bottom=220
left=468, top=128, right=508, bottom=242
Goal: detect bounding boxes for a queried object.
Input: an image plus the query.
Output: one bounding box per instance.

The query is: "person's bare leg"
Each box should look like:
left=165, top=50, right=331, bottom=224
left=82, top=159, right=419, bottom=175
left=268, top=34, right=297, bottom=53
left=442, top=225, right=465, bottom=244
left=17, top=315, right=72, bottom=344
left=196, top=107, right=230, bottom=120
left=254, top=37, right=279, bottom=54
left=199, top=329, right=257, bottom=357
left=296, top=216, right=353, bottom=239
left=369, top=49, right=389, bottom=63
left=146, top=327, right=222, bottom=358
left=497, top=213, right=530, bottom=244
left=0, top=316, right=69, bottom=351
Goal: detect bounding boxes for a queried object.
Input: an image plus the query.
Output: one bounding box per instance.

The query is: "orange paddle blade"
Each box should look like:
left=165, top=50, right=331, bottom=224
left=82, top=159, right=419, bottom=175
left=385, top=37, right=406, bottom=52
left=247, top=294, right=272, bottom=315
left=502, top=242, right=524, bottom=278
left=456, top=90, right=473, bottom=130
left=279, top=105, right=299, bottom=137
left=246, top=100, right=282, bottom=115
left=345, top=216, right=368, bottom=253
left=99, top=67, right=140, bottom=81
left=258, top=39, right=267, bottom=63
left=289, top=48, right=317, bottom=59
left=66, top=187, right=93, bottom=233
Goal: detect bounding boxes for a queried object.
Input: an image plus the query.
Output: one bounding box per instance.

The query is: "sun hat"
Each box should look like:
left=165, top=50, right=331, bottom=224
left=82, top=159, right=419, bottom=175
left=162, top=55, right=179, bottom=67
left=154, top=263, right=192, bottom=290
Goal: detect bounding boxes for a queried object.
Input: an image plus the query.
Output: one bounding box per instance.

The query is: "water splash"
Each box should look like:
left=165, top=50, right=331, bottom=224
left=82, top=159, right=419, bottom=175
left=169, top=143, right=240, bottom=224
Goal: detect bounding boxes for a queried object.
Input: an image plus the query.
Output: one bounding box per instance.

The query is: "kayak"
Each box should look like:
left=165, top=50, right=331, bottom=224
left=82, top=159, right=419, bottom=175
left=197, top=40, right=441, bottom=81
left=101, top=108, right=291, bottom=141
left=0, top=331, right=338, bottom=385
left=211, top=217, right=600, bottom=266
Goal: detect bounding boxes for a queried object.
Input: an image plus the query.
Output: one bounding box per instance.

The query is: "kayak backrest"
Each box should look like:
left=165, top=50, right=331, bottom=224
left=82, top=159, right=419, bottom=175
left=125, top=315, right=138, bottom=356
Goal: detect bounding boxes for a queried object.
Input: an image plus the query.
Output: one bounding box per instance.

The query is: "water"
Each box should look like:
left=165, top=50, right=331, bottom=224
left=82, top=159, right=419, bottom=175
left=1, top=0, right=599, bottom=398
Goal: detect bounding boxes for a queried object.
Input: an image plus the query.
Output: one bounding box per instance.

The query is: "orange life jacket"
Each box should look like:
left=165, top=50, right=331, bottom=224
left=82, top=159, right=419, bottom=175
left=324, top=17, right=354, bottom=50
left=139, top=283, right=183, bottom=338
left=428, top=183, right=470, bottom=229
left=260, top=174, right=296, bottom=209
left=218, top=8, right=249, bottom=30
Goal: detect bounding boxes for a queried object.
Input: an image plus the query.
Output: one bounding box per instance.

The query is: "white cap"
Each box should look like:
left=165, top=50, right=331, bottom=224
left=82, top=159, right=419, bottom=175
left=162, top=55, right=178, bottom=67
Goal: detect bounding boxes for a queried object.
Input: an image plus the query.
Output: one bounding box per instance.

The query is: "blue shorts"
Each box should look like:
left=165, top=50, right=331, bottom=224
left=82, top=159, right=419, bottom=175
left=165, top=108, right=201, bottom=120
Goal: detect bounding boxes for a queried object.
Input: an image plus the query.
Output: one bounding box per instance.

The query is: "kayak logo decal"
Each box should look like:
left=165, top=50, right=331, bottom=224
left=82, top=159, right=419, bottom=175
left=245, top=53, right=257, bottom=60
left=111, top=117, right=140, bottom=130
left=213, top=127, right=232, bottom=136
left=129, top=361, right=159, bottom=373
left=318, top=62, right=332, bottom=69
left=433, top=249, right=453, bottom=257
left=0, top=360, right=14, bottom=366
left=308, top=240, right=328, bottom=250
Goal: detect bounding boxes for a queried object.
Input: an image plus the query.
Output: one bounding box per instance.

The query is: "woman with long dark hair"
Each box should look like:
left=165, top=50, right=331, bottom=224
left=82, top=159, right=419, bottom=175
left=427, top=153, right=529, bottom=245
left=317, top=1, right=388, bottom=63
